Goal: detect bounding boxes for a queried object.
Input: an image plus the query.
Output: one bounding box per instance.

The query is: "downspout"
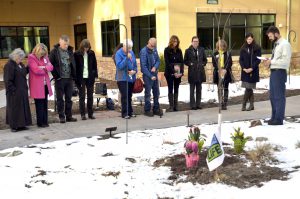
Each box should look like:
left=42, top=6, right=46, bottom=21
left=287, top=0, right=291, bottom=40
left=287, top=0, right=291, bottom=84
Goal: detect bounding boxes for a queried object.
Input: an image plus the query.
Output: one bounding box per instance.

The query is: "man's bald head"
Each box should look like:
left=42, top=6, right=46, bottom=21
left=147, top=38, right=157, bottom=49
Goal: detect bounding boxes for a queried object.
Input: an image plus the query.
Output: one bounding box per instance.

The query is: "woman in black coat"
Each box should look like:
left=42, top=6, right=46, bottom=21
left=74, top=39, right=98, bottom=120
left=212, top=39, right=233, bottom=110
left=164, top=35, right=184, bottom=111
left=239, top=33, right=261, bottom=111
left=4, top=48, right=32, bottom=132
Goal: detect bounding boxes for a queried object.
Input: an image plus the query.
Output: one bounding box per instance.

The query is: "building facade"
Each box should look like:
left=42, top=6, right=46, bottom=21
left=1, top=0, right=299, bottom=79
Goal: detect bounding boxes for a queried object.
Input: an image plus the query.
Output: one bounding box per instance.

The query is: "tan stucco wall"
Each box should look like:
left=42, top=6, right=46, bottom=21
left=69, top=0, right=169, bottom=56
left=1, top=0, right=300, bottom=77
left=0, top=0, right=72, bottom=48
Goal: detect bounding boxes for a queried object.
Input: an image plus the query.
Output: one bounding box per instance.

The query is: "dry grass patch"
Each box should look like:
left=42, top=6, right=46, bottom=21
left=247, top=142, right=277, bottom=165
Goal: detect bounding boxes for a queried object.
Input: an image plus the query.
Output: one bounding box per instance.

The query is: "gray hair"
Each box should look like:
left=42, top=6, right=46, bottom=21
left=9, top=48, right=26, bottom=61
left=60, top=34, right=70, bottom=42
left=123, top=39, right=133, bottom=48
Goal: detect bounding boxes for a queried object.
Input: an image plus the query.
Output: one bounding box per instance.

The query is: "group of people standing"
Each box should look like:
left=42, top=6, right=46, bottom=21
left=3, top=26, right=291, bottom=132
left=112, top=25, right=291, bottom=126
left=4, top=35, right=98, bottom=132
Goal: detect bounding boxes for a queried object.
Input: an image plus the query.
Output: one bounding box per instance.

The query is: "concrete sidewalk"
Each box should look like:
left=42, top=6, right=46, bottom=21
left=1, top=95, right=300, bottom=150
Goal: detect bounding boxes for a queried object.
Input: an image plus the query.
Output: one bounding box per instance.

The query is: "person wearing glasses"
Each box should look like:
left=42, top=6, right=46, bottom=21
left=49, top=35, right=77, bottom=123
left=74, top=39, right=98, bottom=120
left=28, top=43, right=53, bottom=128
left=4, top=48, right=32, bottom=132
left=140, top=38, right=161, bottom=117
left=164, top=35, right=184, bottom=112
left=184, top=36, right=207, bottom=110
left=114, top=39, right=137, bottom=119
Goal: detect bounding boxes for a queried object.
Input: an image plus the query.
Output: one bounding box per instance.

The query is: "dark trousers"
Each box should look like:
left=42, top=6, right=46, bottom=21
left=190, top=82, right=202, bottom=108
left=55, top=78, right=73, bottom=119
left=143, top=76, right=160, bottom=112
left=34, top=86, right=49, bottom=126
left=166, top=76, right=181, bottom=94
left=218, top=81, right=229, bottom=105
left=270, top=69, right=287, bottom=123
left=117, top=81, right=134, bottom=117
left=79, top=79, right=94, bottom=117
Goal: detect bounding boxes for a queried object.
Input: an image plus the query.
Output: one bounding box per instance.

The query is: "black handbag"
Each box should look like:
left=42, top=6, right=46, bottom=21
left=95, top=82, right=107, bottom=95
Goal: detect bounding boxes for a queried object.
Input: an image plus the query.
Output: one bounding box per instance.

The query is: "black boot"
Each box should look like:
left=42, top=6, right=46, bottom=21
left=222, top=89, right=228, bottom=110
left=173, top=93, right=178, bottom=111
left=247, top=89, right=254, bottom=111
left=168, top=93, right=174, bottom=111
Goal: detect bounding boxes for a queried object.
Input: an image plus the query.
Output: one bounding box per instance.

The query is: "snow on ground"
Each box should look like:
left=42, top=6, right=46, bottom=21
left=1, top=119, right=300, bottom=199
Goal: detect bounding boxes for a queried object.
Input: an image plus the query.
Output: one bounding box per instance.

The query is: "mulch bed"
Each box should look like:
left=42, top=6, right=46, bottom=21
left=154, top=147, right=297, bottom=189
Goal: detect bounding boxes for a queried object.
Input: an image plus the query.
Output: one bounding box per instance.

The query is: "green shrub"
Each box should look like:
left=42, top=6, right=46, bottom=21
left=158, top=54, right=165, bottom=72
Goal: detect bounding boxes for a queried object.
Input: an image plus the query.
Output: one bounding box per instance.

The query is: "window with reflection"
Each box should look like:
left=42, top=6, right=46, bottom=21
left=74, top=24, right=87, bottom=51
left=101, top=19, right=120, bottom=57
left=0, top=26, right=49, bottom=58
left=131, top=14, right=156, bottom=57
left=197, top=13, right=275, bottom=56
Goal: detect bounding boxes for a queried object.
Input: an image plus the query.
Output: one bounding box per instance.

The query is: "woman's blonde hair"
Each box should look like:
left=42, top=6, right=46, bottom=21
left=32, top=43, right=48, bottom=58
left=216, top=39, right=228, bottom=51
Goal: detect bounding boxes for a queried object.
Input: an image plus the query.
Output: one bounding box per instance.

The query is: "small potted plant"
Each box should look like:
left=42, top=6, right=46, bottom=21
left=231, top=127, right=250, bottom=154
left=184, top=126, right=206, bottom=168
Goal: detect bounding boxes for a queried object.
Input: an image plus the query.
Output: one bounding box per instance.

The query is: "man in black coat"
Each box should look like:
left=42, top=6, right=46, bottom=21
left=184, top=36, right=207, bottom=110
left=49, top=35, right=77, bottom=123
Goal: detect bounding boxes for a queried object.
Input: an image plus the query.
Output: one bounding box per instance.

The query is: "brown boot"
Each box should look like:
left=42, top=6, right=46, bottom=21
left=241, top=89, right=249, bottom=111
left=246, top=89, right=254, bottom=111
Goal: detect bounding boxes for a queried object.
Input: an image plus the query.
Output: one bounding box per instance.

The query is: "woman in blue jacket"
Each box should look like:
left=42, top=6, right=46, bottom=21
left=114, top=39, right=137, bottom=119
left=239, top=33, right=261, bottom=111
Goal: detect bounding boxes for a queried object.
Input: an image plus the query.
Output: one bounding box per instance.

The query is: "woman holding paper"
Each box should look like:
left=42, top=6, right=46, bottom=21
left=239, top=33, right=261, bottom=111
left=164, top=35, right=184, bottom=111
left=28, top=43, right=53, bottom=127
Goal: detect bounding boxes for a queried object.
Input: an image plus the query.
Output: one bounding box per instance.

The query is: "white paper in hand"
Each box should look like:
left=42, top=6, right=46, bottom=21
left=257, top=56, right=270, bottom=60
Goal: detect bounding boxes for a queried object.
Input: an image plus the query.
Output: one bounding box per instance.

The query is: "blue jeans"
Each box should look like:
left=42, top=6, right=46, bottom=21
left=269, top=69, right=287, bottom=123
left=143, top=76, right=160, bottom=112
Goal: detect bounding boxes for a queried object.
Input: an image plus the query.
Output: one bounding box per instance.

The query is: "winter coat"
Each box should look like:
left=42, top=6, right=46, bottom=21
left=49, top=44, right=76, bottom=80
left=114, top=48, right=137, bottom=82
left=212, top=51, right=233, bottom=84
left=239, top=44, right=261, bottom=83
left=164, top=47, right=184, bottom=78
left=183, top=45, right=207, bottom=83
left=139, top=46, right=160, bottom=79
left=28, top=54, right=53, bottom=99
left=74, top=49, right=98, bottom=87
left=3, top=60, right=32, bottom=129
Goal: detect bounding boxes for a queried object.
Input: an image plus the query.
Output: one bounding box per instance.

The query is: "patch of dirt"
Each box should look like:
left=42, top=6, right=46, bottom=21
left=1, top=79, right=300, bottom=130
left=153, top=147, right=294, bottom=189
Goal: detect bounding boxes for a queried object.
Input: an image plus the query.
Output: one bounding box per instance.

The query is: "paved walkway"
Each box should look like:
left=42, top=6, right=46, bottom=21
left=1, top=95, right=300, bottom=150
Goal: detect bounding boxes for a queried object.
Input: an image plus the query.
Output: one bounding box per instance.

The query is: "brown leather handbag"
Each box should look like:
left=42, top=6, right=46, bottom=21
left=132, top=78, right=144, bottom=93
